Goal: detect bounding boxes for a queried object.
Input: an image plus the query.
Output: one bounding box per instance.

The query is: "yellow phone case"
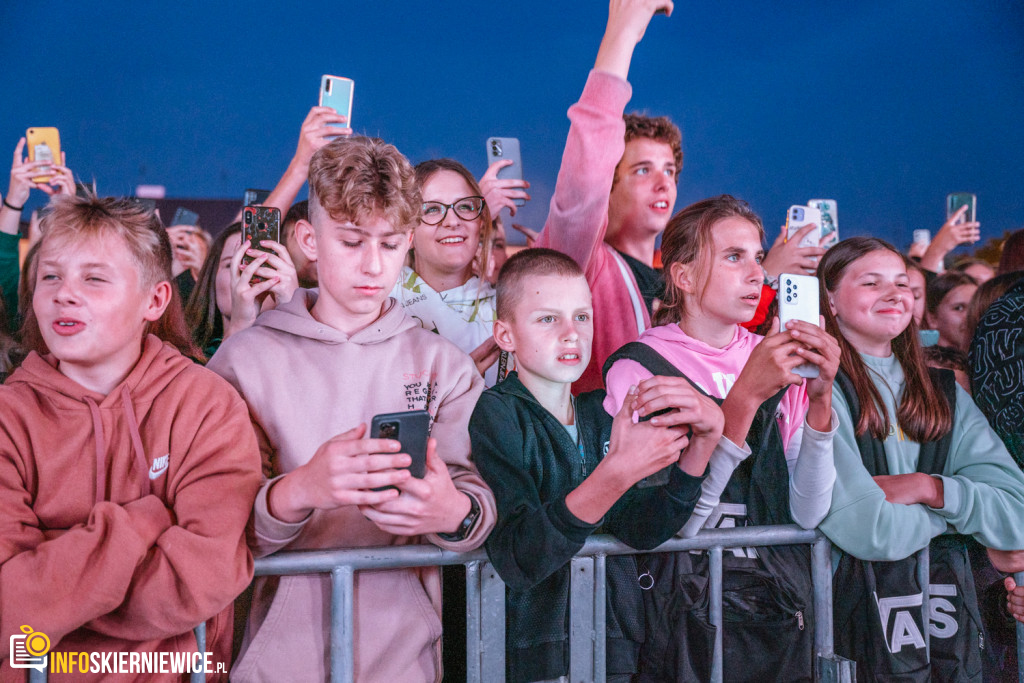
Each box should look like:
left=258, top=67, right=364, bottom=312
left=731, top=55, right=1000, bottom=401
left=26, top=127, right=61, bottom=184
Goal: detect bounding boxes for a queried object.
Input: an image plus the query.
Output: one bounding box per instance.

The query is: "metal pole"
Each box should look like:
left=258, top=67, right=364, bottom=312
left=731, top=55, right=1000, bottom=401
left=811, top=535, right=834, bottom=658
left=569, top=556, right=596, bottom=683
left=330, top=565, right=355, bottom=683
left=917, top=546, right=930, bottom=661
left=709, top=546, right=724, bottom=683
left=480, top=561, right=506, bottom=682
left=465, top=561, right=482, bottom=683
left=1015, top=571, right=1024, bottom=683
left=594, top=553, right=607, bottom=683
left=192, top=622, right=206, bottom=683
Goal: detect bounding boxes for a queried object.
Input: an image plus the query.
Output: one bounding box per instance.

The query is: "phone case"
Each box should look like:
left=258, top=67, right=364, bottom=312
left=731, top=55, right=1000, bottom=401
left=26, top=127, right=61, bottom=184
left=320, top=75, right=354, bottom=135
left=946, top=193, right=976, bottom=224
left=486, top=137, right=525, bottom=206
left=370, top=410, right=430, bottom=479
left=172, top=207, right=199, bottom=227
left=807, top=199, right=838, bottom=248
left=243, top=206, right=281, bottom=282
left=778, top=273, right=820, bottom=379
left=786, top=205, right=822, bottom=248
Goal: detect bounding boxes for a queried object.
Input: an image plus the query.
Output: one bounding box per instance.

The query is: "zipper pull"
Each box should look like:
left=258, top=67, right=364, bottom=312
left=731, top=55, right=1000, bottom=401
left=796, top=611, right=805, bottom=631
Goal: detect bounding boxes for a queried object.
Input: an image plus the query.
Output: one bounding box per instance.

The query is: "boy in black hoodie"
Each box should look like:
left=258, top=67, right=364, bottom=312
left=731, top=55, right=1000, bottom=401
left=470, top=248, right=723, bottom=682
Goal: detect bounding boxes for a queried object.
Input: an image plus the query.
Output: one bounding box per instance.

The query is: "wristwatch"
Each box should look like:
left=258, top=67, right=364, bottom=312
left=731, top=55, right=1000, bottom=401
left=437, top=494, right=481, bottom=542
left=762, top=267, right=780, bottom=291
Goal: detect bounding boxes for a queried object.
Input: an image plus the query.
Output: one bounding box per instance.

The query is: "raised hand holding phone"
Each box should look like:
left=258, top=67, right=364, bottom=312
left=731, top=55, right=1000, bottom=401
left=482, top=138, right=531, bottom=216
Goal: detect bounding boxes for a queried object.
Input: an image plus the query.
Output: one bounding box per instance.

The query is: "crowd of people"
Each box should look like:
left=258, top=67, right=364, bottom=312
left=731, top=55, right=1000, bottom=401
left=2, top=1, right=1024, bottom=681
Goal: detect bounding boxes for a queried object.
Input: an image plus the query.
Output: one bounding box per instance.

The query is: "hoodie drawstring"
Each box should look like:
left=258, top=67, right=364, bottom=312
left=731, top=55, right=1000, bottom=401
left=85, top=397, right=106, bottom=506
left=84, top=388, right=152, bottom=505
left=121, top=386, right=152, bottom=499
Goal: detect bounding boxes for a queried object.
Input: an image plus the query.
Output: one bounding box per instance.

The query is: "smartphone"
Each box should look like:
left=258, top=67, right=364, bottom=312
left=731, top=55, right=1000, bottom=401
left=912, top=229, right=931, bottom=246
left=486, top=137, right=525, bottom=207
left=320, top=75, right=354, bottom=138
left=370, top=410, right=430, bottom=481
left=242, top=205, right=281, bottom=281
left=946, top=192, right=977, bottom=224
left=919, top=329, right=940, bottom=347
left=171, top=207, right=199, bottom=227
left=74, top=180, right=96, bottom=198
left=26, top=127, right=61, bottom=184
left=243, top=188, right=271, bottom=207
left=129, top=197, right=157, bottom=212
left=785, top=205, right=822, bottom=248
left=807, top=199, right=838, bottom=248
left=778, top=273, right=821, bottom=379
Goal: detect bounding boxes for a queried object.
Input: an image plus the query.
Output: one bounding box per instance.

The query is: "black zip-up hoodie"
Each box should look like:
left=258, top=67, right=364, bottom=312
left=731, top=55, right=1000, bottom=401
left=470, top=372, right=705, bottom=683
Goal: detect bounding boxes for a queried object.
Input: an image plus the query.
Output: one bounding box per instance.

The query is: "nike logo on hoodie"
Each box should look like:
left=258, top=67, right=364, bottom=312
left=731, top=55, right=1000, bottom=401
left=149, top=454, right=170, bottom=480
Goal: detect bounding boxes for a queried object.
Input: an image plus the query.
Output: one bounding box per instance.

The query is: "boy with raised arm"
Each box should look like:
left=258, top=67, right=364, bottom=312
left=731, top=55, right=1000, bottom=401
left=208, top=136, right=495, bottom=682
left=471, top=248, right=722, bottom=682
left=0, top=195, right=261, bottom=680
left=537, top=0, right=681, bottom=392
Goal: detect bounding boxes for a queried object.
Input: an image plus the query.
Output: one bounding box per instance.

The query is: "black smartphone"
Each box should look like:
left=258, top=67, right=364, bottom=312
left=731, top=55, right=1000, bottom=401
left=243, top=188, right=272, bottom=207
left=370, top=410, right=430, bottom=480
left=171, top=207, right=199, bottom=227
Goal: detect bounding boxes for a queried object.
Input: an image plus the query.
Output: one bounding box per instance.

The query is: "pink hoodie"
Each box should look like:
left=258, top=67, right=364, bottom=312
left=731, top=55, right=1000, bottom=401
left=537, top=69, right=650, bottom=394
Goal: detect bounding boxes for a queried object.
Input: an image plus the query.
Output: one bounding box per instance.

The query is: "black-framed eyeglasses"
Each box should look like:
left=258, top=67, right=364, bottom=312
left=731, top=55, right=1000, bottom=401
left=420, top=196, right=485, bottom=225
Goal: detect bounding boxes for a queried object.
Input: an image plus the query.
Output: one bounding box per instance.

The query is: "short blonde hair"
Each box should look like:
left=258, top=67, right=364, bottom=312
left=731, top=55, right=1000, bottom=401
left=308, top=136, right=421, bottom=232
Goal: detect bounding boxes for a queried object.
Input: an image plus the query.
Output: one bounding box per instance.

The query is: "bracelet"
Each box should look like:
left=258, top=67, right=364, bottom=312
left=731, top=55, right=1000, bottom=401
left=436, top=494, right=481, bottom=542
left=2, top=198, right=24, bottom=212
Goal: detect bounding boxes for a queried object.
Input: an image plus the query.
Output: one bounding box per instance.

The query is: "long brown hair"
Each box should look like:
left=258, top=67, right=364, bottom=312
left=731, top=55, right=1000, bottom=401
left=21, top=194, right=201, bottom=361
left=818, top=237, right=952, bottom=442
left=185, top=222, right=242, bottom=353
left=654, top=194, right=763, bottom=326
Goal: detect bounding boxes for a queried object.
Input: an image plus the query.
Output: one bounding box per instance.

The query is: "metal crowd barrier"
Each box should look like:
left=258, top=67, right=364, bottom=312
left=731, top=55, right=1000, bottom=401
left=26, top=528, right=1024, bottom=683
left=252, top=525, right=839, bottom=683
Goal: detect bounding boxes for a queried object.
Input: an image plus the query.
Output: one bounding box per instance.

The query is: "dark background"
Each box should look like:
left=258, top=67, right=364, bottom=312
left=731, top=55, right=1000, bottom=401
left=2, top=1, right=1022, bottom=249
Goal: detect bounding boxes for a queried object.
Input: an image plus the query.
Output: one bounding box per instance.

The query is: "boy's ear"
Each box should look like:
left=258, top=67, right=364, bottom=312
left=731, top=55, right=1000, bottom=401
left=294, top=219, right=318, bottom=263
left=143, top=281, right=173, bottom=322
left=669, top=261, right=695, bottom=295
left=492, top=320, right=516, bottom=354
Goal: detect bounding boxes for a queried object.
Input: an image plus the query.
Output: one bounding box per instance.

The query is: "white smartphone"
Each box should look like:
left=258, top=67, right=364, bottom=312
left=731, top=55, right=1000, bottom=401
left=319, top=75, right=354, bottom=136
left=778, top=273, right=820, bottom=379
left=786, top=205, right=822, bottom=248
left=912, top=229, right=931, bottom=246
left=807, top=199, right=838, bottom=248
left=485, top=137, right=524, bottom=207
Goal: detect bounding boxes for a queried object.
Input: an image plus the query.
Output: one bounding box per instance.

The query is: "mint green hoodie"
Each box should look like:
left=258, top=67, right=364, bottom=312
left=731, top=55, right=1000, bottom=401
left=820, top=352, right=1024, bottom=561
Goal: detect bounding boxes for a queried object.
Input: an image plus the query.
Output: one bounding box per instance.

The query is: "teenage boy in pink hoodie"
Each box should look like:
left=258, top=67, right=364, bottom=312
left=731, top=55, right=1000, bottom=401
left=537, top=0, right=681, bottom=393
left=0, top=195, right=261, bottom=682
left=208, top=136, right=496, bottom=682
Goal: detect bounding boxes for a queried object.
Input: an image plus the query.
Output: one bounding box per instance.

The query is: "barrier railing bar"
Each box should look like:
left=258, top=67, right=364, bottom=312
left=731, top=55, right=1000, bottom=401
left=569, top=556, right=595, bottom=683
left=191, top=622, right=206, bottom=683
left=595, top=553, right=607, bottom=683
left=1017, top=571, right=1024, bottom=683
left=812, top=535, right=834, bottom=658
left=479, top=562, right=506, bottom=681
left=329, top=565, right=354, bottom=683
left=918, top=546, right=930, bottom=661
left=465, top=561, right=482, bottom=682
left=708, top=545, right=725, bottom=683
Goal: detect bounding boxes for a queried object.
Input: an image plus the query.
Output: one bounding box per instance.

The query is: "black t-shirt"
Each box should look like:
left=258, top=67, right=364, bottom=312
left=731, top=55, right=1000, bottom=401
left=616, top=250, right=665, bottom=315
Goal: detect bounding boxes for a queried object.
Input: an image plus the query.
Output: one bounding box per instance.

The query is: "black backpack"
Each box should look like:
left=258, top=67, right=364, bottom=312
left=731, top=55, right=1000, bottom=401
left=604, top=342, right=815, bottom=682
left=831, top=367, right=986, bottom=682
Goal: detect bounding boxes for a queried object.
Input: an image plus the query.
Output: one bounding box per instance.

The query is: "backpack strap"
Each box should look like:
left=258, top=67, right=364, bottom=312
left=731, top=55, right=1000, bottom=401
left=602, top=342, right=714, bottom=402
left=916, top=367, right=958, bottom=476
left=833, top=367, right=890, bottom=475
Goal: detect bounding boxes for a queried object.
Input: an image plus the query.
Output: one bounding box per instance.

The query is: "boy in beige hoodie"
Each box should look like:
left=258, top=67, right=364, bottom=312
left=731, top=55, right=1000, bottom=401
left=0, top=195, right=261, bottom=682
left=208, top=136, right=495, bottom=682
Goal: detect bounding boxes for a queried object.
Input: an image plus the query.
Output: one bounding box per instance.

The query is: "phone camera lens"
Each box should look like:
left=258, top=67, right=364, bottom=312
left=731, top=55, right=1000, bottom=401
left=786, top=296, right=792, bottom=302
left=381, top=423, right=399, bottom=439
left=245, top=213, right=252, bottom=224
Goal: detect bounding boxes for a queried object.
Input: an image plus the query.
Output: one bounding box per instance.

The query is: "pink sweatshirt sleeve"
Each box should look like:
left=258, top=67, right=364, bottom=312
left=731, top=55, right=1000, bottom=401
left=602, top=358, right=654, bottom=416
left=83, top=384, right=261, bottom=640
left=537, top=70, right=632, bottom=275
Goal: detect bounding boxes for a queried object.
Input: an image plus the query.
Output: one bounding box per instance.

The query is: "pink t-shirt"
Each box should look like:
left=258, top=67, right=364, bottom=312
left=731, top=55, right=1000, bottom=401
left=603, top=323, right=808, bottom=450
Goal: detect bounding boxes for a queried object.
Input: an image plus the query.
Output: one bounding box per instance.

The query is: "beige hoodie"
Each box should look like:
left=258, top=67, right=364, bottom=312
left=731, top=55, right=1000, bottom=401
left=0, top=335, right=261, bottom=682
left=208, top=290, right=495, bottom=683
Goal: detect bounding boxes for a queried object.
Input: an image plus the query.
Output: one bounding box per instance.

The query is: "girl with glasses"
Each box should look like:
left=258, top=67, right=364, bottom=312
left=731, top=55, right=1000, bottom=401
left=390, top=158, right=505, bottom=385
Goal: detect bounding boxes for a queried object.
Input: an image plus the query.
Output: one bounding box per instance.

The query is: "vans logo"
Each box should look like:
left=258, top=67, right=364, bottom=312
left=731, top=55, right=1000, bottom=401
left=875, top=584, right=960, bottom=654
left=148, top=454, right=170, bottom=480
